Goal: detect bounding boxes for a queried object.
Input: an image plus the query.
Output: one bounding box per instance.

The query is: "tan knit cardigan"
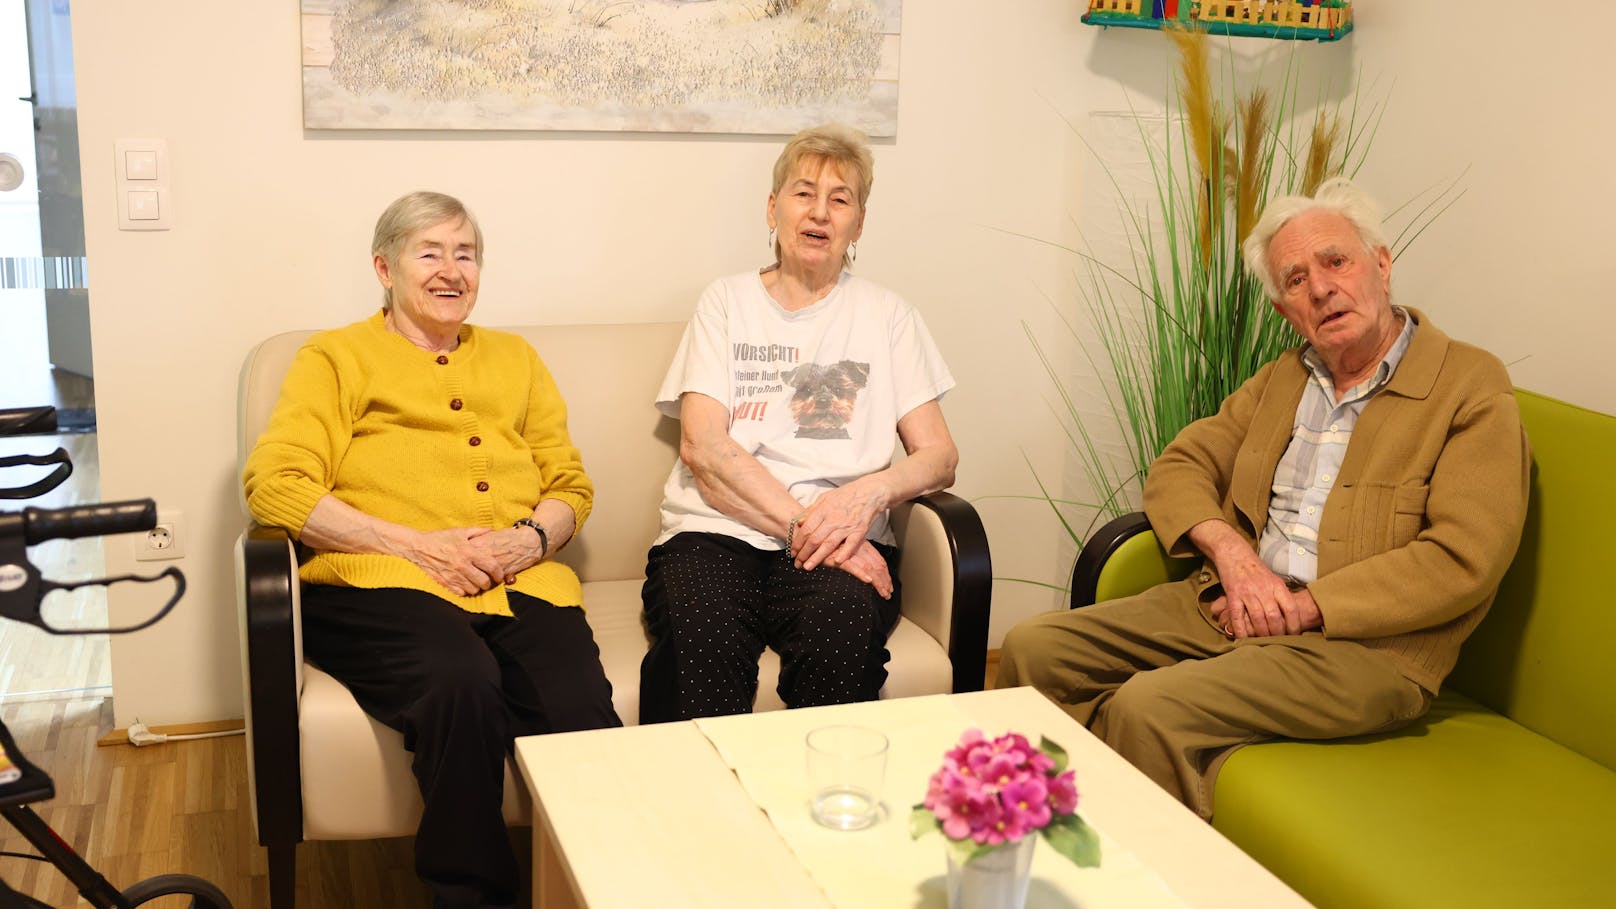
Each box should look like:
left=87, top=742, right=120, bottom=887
left=1144, top=309, right=1530, bottom=693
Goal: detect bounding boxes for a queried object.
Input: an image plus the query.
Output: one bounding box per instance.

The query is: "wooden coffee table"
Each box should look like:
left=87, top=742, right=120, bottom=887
left=513, top=688, right=1310, bottom=908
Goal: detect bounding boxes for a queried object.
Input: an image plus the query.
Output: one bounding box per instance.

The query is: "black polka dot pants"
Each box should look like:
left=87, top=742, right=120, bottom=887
left=638, top=531, right=902, bottom=724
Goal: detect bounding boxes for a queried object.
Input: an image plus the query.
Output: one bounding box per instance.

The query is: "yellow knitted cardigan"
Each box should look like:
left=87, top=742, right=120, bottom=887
left=242, top=311, right=593, bottom=616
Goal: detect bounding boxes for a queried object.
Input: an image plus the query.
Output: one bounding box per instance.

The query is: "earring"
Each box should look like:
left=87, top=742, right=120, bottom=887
left=848, top=242, right=857, bottom=264
left=768, top=227, right=776, bottom=252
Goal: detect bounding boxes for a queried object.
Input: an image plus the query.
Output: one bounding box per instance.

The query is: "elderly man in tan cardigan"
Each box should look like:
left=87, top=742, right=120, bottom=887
left=996, top=177, right=1530, bottom=821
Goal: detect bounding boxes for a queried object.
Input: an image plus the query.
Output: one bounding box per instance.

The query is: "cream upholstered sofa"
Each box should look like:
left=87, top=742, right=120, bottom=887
left=233, top=321, right=992, bottom=908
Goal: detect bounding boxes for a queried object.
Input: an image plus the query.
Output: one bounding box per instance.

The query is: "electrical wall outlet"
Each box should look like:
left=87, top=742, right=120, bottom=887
left=134, top=510, right=185, bottom=562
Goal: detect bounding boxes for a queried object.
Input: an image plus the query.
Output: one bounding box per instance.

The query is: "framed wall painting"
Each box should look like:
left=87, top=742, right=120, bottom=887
left=300, top=0, right=902, bottom=135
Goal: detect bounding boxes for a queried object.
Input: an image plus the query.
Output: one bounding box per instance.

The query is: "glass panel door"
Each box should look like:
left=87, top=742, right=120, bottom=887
left=2, top=0, right=92, bottom=407
left=0, top=0, right=110, bottom=703
left=1, top=2, right=53, bottom=406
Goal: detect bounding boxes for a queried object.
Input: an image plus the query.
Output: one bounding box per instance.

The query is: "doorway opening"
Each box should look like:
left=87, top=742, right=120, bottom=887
left=1, top=0, right=110, bottom=707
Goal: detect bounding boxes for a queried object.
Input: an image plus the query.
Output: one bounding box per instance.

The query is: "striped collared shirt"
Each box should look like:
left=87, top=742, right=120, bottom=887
left=1257, top=308, right=1417, bottom=584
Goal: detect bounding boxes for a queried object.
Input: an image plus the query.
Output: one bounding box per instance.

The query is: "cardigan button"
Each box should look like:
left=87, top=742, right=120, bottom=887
left=469, top=436, right=481, bottom=447
left=436, top=355, right=449, bottom=365
left=450, top=398, right=463, bottom=410
left=476, top=481, right=489, bottom=492
left=1199, top=571, right=1211, bottom=583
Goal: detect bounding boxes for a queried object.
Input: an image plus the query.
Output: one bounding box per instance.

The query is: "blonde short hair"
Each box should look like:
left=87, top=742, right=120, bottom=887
left=770, top=124, right=874, bottom=269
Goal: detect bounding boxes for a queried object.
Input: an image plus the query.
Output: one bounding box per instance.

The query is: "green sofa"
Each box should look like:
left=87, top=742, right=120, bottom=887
left=1068, top=389, right=1616, bottom=909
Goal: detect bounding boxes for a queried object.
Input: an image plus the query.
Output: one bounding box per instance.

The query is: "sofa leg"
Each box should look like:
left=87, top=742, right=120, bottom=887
left=268, top=841, right=296, bottom=909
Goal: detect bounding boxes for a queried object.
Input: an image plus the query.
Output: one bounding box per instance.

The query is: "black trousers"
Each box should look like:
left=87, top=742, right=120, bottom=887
left=300, top=585, right=621, bottom=909
left=638, top=532, right=901, bottom=724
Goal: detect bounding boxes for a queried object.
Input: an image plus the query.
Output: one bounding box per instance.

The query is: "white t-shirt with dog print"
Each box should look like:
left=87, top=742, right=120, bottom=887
left=652, top=269, right=955, bottom=549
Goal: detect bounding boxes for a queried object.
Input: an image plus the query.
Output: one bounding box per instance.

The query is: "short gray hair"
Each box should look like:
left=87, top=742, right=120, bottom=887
left=1243, top=177, right=1388, bottom=301
left=371, top=191, right=484, bottom=309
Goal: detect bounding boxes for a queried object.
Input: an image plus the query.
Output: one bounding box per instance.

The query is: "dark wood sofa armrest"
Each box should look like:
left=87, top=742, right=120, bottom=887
left=238, top=523, right=304, bottom=849
left=893, top=491, right=992, bottom=693
left=1069, top=511, right=1197, bottom=609
left=1069, top=512, right=1154, bottom=608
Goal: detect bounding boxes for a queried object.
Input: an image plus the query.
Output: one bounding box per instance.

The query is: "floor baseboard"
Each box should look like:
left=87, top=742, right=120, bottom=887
left=97, top=717, right=245, bottom=747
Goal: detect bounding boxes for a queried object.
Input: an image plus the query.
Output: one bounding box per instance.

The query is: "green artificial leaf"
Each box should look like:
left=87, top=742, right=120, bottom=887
left=1041, top=815, right=1102, bottom=868
left=945, top=836, right=999, bottom=867
left=1039, top=736, right=1070, bottom=774
left=909, top=805, right=941, bottom=840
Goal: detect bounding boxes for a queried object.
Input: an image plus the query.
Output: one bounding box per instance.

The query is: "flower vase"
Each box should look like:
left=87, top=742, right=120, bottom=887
left=944, top=835, right=1036, bottom=909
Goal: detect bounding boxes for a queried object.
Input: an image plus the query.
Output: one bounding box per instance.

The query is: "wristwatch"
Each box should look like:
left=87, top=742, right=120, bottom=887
left=512, top=518, right=549, bottom=558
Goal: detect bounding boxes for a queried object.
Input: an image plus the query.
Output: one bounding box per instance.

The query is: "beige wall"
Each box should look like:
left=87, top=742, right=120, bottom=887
left=1349, top=2, right=1610, bottom=407
left=71, top=1, right=1607, bottom=725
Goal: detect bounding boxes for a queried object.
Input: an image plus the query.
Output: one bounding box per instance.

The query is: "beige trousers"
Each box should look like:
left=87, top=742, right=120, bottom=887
left=996, top=579, right=1430, bottom=819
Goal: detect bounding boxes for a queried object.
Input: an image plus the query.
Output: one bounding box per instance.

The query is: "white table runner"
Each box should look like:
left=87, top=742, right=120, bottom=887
left=696, top=695, right=1187, bottom=909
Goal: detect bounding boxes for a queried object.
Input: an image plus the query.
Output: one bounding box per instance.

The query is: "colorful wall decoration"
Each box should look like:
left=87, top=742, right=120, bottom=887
left=1081, top=1, right=1353, bottom=42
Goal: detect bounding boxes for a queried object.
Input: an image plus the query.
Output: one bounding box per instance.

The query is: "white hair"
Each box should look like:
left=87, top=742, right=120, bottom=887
left=1243, top=177, right=1389, bottom=301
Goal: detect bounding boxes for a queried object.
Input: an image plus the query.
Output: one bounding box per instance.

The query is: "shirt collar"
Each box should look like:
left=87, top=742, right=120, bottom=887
left=1301, top=306, right=1417, bottom=404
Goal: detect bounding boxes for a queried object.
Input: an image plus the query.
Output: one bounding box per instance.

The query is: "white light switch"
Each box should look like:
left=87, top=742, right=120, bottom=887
left=124, top=150, right=158, bottom=181
left=115, top=138, right=172, bottom=231
left=128, top=189, right=160, bottom=220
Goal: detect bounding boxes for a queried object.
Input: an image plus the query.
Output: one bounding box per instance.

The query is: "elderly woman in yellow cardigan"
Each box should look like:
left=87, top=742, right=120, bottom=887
left=243, top=190, right=619, bottom=909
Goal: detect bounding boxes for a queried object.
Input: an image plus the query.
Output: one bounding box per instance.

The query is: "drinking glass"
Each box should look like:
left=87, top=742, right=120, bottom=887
left=806, top=725, right=887, bottom=831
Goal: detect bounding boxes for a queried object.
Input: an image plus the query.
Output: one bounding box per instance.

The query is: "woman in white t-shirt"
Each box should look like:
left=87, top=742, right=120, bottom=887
left=639, top=124, right=960, bottom=723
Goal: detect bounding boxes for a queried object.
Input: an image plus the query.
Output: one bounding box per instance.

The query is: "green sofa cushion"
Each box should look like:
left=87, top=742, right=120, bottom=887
left=1213, top=692, right=1616, bottom=909
left=1091, top=527, right=1194, bottom=604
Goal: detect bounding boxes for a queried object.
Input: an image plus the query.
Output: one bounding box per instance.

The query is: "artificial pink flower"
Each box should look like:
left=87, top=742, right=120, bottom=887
left=919, top=729, right=1082, bottom=844
left=948, top=788, right=1003, bottom=841
left=913, top=729, right=1099, bottom=871
left=963, top=741, right=996, bottom=777
left=997, top=732, right=1034, bottom=757
left=1001, top=776, right=1053, bottom=830
left=1047, top=769, right=1079, bottom=814
left=979, top=750, right=1023, bottom=789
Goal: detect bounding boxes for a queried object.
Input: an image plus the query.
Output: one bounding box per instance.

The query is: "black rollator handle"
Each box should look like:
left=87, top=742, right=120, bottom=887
left=0, top=405, right=74, bottom=499
left=1, top=499, right=157, bottom=546
left=0, top=499, right=177, bottom=635
left=0, top=449, right=73, bottom=501
left=0, top=407, right=56, bottom=437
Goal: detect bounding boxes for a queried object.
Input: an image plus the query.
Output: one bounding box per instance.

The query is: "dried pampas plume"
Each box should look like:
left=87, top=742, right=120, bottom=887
left=1234, top=90, right=1271, bottom=246
left=1166, top=24, right=1223, bottom=266
left=1302, top=111, right=1343, bottom=196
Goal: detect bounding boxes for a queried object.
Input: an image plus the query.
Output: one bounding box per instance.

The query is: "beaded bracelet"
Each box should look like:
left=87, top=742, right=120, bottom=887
left=785, top=512, right=805, bottom=551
